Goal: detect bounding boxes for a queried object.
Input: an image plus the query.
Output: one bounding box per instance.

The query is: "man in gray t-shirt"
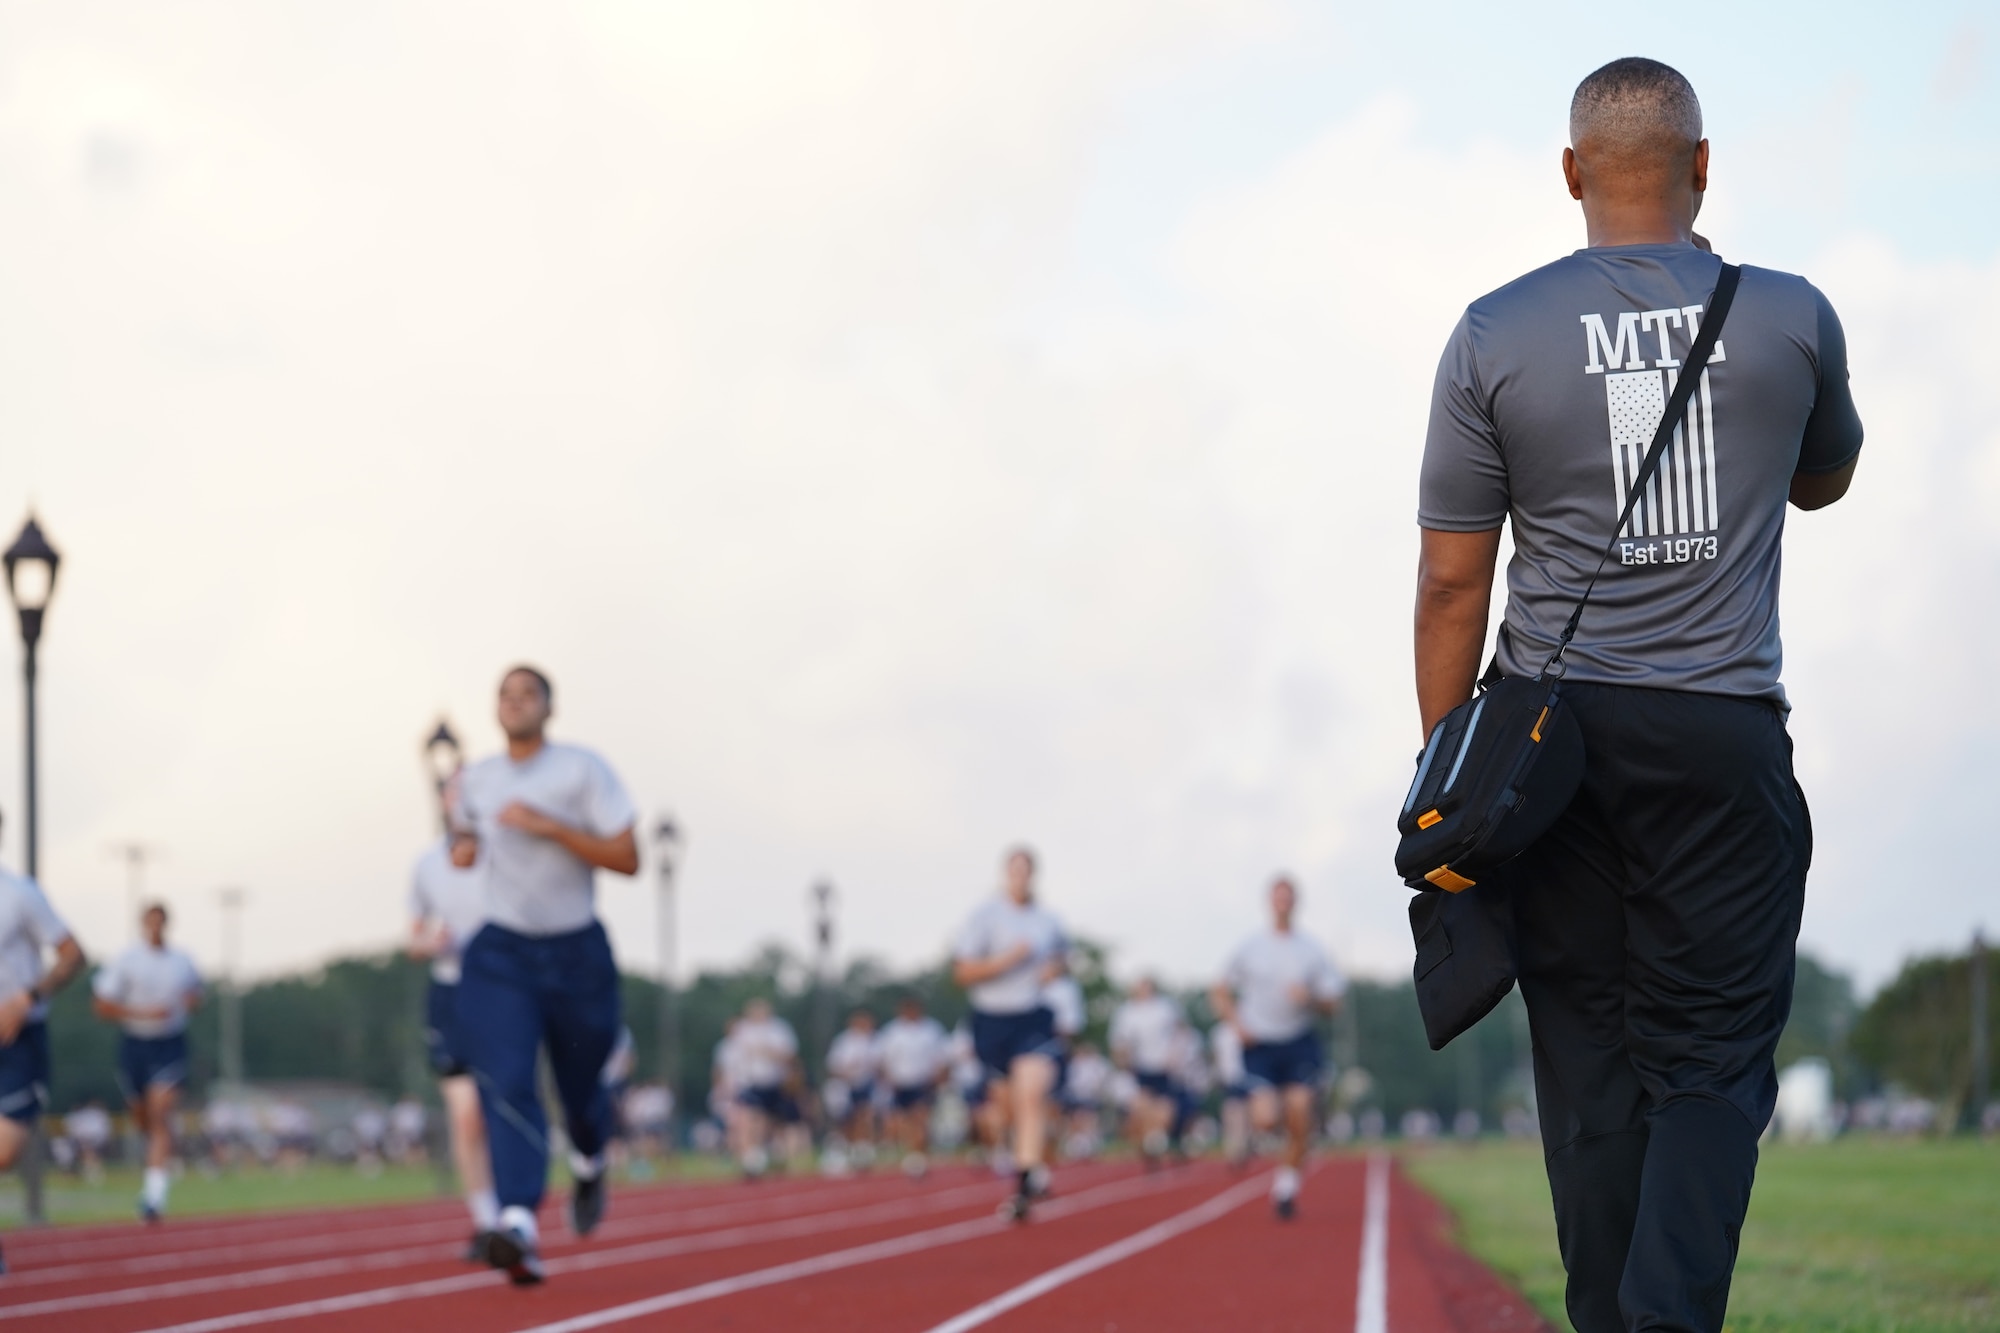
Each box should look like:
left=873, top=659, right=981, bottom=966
left=1413, top=60, right=1859, bottom=1333
left=450, top=665, right=639, bottom=1286
left=1421, top=243, right=1861, bottom=702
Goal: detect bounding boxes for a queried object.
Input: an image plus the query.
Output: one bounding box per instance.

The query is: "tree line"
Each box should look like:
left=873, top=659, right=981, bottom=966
left=38, top=938, right=1990, bottom=1127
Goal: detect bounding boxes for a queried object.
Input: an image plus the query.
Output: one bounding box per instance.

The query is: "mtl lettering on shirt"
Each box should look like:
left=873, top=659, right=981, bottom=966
left=1584, top=298, right=1729, bottom=542
left=1581, top=307, right=1727, bottom=373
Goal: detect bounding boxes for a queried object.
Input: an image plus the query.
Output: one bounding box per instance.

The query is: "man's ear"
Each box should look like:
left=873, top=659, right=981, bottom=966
left=1692, top=139, right=1709, bottom=195
left=1562, top=146, right=1584, bottom=201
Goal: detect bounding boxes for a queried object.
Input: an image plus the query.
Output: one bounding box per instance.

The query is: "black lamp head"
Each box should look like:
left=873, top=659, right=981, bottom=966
left=3, top=516, right=60, bottom=623
left=423, top=718, right=462, bottom=785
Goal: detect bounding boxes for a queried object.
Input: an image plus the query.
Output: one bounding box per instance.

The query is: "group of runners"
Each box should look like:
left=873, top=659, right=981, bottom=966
left=0, top=663, right=1351, bottom=1283
left=944, top=853, right=1347, bottom=1222
left=688, top=848, right=1351, bottom=1228
left=400, top=668, right=1356, bottom=1272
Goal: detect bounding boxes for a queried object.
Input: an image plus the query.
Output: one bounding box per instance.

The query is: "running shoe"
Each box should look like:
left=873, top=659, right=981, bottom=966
left=569, top=1171, right=607, bottom=1238
left=463, top=1230, right=494, bottom=1264
left=138, top=1200, right=161, bottom=1225
left=999, top=1164, right=1052, bottom=1223
left=485, top=1225, right=546, bottom=1286
left=1271, top=1165, right=1300, bottom=1221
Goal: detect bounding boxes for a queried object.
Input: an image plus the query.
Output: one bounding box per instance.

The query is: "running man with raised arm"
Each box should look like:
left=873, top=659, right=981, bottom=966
left=452, top=666, right=639, bottom=1285
left=1212, top=876, right=1344, bottom=1219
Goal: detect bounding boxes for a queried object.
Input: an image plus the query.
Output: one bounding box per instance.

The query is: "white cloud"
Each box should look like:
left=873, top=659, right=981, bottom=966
left=0, top=3, right=1987, bottom=998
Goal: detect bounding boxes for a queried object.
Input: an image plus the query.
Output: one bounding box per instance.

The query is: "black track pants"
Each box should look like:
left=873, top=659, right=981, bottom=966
left=1508, top=683, right=1811, bottom=1333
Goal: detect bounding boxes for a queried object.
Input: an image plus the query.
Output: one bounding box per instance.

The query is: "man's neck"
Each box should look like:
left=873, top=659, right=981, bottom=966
left=1271, top=919, right=1294, bottom=935
left=1583, top=201, right=1695, bottom=248
left=507, top=734, right=546, bottom=763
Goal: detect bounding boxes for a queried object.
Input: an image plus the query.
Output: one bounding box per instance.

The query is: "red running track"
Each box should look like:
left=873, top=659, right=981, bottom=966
left=0, top=1155, right=1551, bottom=1332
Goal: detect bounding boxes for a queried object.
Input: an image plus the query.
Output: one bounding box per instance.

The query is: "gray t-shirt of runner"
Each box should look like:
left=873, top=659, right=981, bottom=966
left=1419, top=243, right=1863, bottom=704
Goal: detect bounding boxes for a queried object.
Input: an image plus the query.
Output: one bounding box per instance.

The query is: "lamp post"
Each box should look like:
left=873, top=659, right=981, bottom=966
left=418, top=720, right=464, bottom=1188
left=422, top=719, right=462, bottom=818
left=219, top=888, right=247, bottom=1088
left=3, top=517, right=59, bottom=882
left=652, top=818, right=683, bottom=1133
left=809, top=880, right=837, bottom=1083
left=3, top=515, right=57, bottom=1226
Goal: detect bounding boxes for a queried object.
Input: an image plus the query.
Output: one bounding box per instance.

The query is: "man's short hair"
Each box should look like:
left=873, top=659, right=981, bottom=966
left=503, top=664, right=554, bottom=705
left=142, top=901, right=168, bottom=923
left=1570, top=57, right=1702, bottom=169
left=1005, top=844, right=1037, bottom=873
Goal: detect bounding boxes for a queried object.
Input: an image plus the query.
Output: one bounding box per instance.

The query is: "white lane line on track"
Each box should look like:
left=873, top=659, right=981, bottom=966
left=9, top=1201, right=479, bottom=1262
left=4, top=1176, right=1008, bottom=1319
left=133, top=1166, right=1211, bottom=1333
left=512, top=1168, right=1247, bottom=1333
left=916, top=1172, right=1272, bottom=1333
left=2, top=1172, right=900, bottom=1288
left=1354, top=1152, right=1390, bottom=1333
left=7, top=1173, right=862, bottom=1267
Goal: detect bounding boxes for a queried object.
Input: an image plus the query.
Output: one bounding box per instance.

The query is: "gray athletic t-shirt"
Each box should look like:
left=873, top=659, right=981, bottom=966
left=457, top=741, right=636, bottom=937
left=1419, top=244, right=1862, bottom=703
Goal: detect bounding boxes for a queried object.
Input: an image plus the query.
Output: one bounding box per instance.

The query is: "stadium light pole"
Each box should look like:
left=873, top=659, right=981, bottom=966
left=652, top=817, right=684, bottom=1132
left=219, top=887, right=247, bottom=1088
left=1969, top=929, right=1989, bottom=1134
left=810, top=880, right=837, bottom=1082
left=3, top=515, right=57, bottom=1227
left=106, top=840, right=160, bottom=922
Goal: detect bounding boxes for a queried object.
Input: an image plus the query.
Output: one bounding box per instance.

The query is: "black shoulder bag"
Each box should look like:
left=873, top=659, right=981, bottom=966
left=1397, top=262, right=1741, bottom=1050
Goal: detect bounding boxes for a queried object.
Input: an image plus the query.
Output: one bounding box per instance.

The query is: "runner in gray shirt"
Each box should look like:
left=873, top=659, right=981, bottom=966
left=450, top=665, right=639, bottom=1286
left=1413, top=59, right=1859, bottom=1333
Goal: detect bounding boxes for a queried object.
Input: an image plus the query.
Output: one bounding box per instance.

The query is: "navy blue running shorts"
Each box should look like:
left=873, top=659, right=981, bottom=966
left=116, top=1032, right=189, bottom=1101
left=0, top=1022, right=49, bottom=1124
left=1241, top=1032, right=1323, bottom=1091
left=970, top=1007, right=1062, bottom=1079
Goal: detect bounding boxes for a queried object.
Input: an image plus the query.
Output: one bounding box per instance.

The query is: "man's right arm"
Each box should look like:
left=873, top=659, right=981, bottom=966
left=1414, top=527, right=1503, bottom=737
left=1415, top=312, right=1509, bottom=738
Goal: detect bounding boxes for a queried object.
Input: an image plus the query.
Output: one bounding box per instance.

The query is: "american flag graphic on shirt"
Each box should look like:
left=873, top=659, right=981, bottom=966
left=1581, top=303, right=1726, bottom=539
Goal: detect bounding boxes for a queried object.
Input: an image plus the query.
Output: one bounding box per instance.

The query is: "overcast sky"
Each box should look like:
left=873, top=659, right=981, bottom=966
left=0, top=1, right=1993, bottom=993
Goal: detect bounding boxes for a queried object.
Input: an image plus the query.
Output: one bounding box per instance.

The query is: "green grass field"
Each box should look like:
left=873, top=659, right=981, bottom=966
left=1403, top=1137, right=2000, bottom=1332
